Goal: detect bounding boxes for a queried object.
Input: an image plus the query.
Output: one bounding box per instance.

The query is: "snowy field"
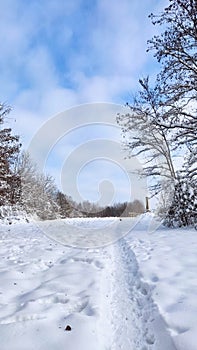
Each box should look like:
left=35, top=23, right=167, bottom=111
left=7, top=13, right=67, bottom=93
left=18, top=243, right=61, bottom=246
left=0, top=215, right=196, bottom=350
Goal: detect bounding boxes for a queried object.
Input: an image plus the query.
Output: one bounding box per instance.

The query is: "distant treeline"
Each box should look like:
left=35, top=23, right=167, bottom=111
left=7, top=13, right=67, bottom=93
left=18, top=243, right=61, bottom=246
left=56, top=192, right=145, bottom=219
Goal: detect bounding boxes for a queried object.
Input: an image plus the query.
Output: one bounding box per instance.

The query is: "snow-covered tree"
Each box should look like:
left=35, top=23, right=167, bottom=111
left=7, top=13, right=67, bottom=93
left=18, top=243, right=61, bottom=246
left=16, top=151, right=59, bottom=220
left=164, top=174, right=197, bottom=228
left=117, top=77, right=177, bottom=198
left=118, top=0, right=197, bottom=228
left=148, top=0, right=197, bottom=227
left=148, top=0, right=197, bottom=181
left=0, top=104, right=21, bottom=207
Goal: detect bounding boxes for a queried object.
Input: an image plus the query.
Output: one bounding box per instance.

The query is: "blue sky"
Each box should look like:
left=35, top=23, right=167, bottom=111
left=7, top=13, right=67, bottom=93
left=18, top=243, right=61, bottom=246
left=0, top=0, right=168, bottom=206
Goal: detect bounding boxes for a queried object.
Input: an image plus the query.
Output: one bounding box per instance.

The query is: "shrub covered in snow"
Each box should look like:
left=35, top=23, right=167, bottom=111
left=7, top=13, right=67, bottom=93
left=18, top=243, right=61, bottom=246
left=164, top=176, right=197, bottom=229
left=0, top=205, right=30, bottom=224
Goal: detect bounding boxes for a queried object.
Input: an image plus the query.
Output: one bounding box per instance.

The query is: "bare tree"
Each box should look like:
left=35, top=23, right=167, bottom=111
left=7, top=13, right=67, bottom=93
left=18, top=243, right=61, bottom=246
left=117, top=77, right=176, bottom=198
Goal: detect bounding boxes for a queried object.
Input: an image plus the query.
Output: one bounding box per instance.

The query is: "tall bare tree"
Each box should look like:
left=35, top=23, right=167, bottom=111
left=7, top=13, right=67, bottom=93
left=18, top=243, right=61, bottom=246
left=117, top=77, right=176, bottom=198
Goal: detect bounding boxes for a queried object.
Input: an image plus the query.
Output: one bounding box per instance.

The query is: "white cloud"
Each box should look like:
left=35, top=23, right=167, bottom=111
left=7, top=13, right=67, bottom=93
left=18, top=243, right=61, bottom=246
left=1, top=0, right=168, bottom=201
left=1, top=0, right=165, bottom=123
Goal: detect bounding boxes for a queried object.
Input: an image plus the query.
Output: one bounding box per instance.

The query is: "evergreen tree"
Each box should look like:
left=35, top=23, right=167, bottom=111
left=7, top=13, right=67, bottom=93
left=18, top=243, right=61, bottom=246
left=0, top=104, right=21, bottom=206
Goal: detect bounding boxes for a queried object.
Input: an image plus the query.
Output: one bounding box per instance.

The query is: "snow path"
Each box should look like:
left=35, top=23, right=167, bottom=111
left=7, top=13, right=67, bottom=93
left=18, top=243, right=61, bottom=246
left=0, top=219, right=178, bottom=349
left=99, top=238, right=176, bottom=350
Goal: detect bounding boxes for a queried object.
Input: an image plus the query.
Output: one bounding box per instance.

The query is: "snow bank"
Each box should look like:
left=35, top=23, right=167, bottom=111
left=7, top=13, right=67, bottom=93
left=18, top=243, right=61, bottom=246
left=0, top=215, right=196, bottom=349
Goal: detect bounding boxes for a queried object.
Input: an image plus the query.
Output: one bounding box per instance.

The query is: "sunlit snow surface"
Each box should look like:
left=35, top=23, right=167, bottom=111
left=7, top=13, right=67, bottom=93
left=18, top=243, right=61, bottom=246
left=37, top=216, right=142, bottom=248
left=0, top=215, right=196, bottom=350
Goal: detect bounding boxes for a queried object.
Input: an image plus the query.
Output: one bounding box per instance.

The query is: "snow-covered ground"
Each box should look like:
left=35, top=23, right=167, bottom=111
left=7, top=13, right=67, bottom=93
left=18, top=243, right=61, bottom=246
left=0, top=215, right=196, bottom=349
